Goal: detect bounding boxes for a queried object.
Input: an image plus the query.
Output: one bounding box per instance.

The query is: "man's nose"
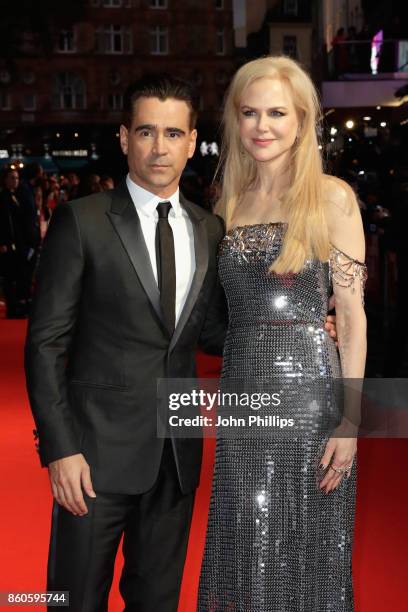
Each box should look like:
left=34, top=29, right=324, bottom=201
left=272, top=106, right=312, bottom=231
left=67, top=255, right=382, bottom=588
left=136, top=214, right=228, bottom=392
left=152, top=134, right=167, bottom=155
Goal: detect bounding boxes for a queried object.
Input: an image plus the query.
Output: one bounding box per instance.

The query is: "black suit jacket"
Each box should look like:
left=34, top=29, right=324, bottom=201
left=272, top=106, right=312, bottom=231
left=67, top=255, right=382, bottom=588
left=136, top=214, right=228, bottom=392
left=25, top=181, right=227, bottom=494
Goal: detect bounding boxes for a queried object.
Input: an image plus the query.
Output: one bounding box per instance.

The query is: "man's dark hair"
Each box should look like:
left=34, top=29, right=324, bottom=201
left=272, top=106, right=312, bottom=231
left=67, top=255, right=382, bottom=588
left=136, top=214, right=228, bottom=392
left=123, top=73, right=199, bottom=129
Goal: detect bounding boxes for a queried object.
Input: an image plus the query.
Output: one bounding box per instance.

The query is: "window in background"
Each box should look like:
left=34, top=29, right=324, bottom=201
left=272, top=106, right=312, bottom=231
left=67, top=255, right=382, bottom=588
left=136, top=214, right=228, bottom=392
left=283, top=0, right=298, bottom=16
left=107, top=93, right=123, bottom=110
left=283, top=35, right=297, bottom=58
left=58, top=29, right=76, bottom=52
left=22, top=94, right=37, bottom=111
left=96, top=25, right=132, bottom=53
left=150, top=26, right=169, bottom=54
left=0, top=93, right=11, bottom=110
left=52, top=73, right=86, bottom=110
left=216, top=28, right=225, bottom=55
left=150, top=0, right=167, bottom=8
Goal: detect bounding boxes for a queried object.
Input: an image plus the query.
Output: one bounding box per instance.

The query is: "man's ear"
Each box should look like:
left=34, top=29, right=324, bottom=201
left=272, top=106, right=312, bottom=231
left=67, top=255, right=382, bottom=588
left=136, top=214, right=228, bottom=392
left=188, top=128, right=198, bottom=159
left=119, top=124, right=129, bottom=155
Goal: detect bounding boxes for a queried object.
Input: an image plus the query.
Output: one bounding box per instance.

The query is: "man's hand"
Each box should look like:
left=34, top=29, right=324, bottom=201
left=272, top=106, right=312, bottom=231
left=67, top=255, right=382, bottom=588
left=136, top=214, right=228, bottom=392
left=325, top=294, right=338, bottom=345
left=48, top=453, right=96, bottom=516
left=324, top=314, right=337, bottom=345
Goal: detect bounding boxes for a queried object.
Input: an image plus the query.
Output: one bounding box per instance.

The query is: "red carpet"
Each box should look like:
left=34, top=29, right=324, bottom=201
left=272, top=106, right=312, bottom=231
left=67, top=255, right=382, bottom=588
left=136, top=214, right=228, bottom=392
left=0, top=319, right=407, bottom=611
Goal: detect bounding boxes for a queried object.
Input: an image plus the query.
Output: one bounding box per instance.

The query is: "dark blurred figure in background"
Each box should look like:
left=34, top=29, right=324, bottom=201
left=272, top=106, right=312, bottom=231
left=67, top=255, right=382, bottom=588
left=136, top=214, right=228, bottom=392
left=78, top=173, right=102, bottom=197
left=356, top=24, right=372, bottom=73
left=379, top=16, right=403, bottom=74
left=383, top=163, right=408, bottom=375
left=19, top=162, right=43, bottom=245
left=0, top=169, right=34, bottom=318
left=66, top=172, right=80, bottom=199
left=203, top=181, right=221, bottom=211
left=18, top=162, right=43, bottom=299
left=100, top=174, right=115, bottom=191
left=332, top=27, right=348, bottom=75
left=347, top=26, right=359, bottom=73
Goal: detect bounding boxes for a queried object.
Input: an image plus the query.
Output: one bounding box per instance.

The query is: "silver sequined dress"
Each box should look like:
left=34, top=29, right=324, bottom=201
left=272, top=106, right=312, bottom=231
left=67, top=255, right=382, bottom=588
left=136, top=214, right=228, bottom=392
left=198, top=222, right=367, bottom=612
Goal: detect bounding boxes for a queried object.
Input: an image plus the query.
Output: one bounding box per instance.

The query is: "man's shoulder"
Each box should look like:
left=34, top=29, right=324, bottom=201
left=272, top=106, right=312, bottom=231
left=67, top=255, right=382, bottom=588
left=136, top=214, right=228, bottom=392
left=68, top=190, right=112, bottom=212
left=67, top=190, right=112, bottom=215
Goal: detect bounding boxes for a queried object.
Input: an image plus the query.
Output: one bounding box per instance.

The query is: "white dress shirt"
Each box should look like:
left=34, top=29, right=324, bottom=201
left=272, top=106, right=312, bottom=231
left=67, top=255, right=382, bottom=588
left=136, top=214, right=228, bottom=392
left=126, top=174, right=196, bottom=325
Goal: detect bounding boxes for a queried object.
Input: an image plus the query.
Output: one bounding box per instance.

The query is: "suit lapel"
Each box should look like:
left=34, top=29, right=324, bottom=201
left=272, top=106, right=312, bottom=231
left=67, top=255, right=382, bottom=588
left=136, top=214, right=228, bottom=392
left=169, top=194, right=209, bottom=351
left=106, top=181, right=164, bottom=326
left=106, top=182, right=209, bottom=346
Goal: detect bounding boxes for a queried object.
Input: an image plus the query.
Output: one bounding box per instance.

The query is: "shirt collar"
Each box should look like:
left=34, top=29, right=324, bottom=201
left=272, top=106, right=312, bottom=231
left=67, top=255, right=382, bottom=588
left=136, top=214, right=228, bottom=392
left=126, top=174, right=181, bottom=218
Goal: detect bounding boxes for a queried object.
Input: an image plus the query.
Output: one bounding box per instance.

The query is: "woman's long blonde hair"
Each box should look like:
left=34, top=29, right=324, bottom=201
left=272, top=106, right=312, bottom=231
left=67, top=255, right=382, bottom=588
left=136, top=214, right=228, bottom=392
left=215, top=55, right=329, bottom=274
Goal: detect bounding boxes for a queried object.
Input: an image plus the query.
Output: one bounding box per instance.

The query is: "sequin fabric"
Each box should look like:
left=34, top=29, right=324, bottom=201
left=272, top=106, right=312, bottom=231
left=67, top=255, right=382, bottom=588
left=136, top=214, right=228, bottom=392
left=198, top=223, right=362, bottom=612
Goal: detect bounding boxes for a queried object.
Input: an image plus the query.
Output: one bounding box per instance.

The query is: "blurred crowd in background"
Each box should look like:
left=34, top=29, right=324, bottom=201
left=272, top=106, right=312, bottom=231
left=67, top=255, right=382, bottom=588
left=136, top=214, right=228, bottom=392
left=1, top=132, right=407, bottom=376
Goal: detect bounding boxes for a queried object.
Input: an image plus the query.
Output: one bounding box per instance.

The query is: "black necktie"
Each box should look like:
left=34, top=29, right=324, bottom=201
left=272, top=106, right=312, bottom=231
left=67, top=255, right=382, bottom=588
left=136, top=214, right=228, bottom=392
left=156, top=201, right=176, bottom=335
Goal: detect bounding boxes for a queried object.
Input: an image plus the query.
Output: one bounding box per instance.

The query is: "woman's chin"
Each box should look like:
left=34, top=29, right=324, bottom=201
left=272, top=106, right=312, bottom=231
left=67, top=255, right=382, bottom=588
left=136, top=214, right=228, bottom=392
left=249, top=150, right=279, bottom=163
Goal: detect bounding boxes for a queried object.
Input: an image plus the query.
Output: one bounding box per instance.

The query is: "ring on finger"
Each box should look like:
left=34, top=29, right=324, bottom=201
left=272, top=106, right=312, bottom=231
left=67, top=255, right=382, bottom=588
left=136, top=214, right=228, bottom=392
left=330, top=464, right=347, bottom=474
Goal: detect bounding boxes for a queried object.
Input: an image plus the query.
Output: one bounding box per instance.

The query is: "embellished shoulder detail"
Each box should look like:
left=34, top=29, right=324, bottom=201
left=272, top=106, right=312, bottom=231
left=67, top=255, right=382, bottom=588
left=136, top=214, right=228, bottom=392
left=329, top=244, right=367, bottom=305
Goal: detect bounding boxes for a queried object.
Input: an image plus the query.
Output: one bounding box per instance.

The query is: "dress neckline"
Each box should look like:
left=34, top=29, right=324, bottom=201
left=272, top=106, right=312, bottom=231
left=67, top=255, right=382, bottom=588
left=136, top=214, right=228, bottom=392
left=226, top=221, right=288, bottom=235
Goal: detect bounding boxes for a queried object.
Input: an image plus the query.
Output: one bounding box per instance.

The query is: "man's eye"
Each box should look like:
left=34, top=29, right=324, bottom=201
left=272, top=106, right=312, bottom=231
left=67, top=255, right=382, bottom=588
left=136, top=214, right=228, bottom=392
left=168, top=132, right=180, bottom=138
left=141, top=130, right=151, bottom=137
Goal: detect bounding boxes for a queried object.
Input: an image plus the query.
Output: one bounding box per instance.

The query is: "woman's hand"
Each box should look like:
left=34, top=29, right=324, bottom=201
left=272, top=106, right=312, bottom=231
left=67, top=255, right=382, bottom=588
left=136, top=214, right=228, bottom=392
left=318, top=436, right=357, bottom=493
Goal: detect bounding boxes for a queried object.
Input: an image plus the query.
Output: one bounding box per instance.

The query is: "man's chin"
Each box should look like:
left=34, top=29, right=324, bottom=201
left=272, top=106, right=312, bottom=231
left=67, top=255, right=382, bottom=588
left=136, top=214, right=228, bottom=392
left=146, top=172, right=177, bottom=188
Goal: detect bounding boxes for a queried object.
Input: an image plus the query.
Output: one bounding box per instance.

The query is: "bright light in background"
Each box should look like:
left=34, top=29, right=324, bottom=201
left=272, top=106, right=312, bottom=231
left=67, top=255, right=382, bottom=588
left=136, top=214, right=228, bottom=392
left=318, top=145, right=323, bottom=150
left=330, top=138, right=335, bottom=142
left=330, top=127, right=338, bottom=136
left=371, top=30, right=383, bottom=75
left=345, top=120, right=354, bottom=129
left=74, top=132, right=79, bottom=138
left=380, top=122, right=387, bottom=127
left=359, top=170, right=365, bottom=175
left=363, top=116, right=371, bottom=121
left=376, top=105, right=381, bottom=110
left=348, top=138, right=353, bottom=142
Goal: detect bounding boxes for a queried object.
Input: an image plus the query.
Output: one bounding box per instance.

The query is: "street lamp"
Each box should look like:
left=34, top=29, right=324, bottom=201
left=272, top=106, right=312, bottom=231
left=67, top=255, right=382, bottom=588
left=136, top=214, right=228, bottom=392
left=345, top=120, right=354, bottom=129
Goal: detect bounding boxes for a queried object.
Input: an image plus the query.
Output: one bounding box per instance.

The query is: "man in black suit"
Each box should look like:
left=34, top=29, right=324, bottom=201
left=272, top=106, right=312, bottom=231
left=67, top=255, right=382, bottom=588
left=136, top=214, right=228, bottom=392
left=25, top=75, right=226, bottom=611
left=0, top=168, right=34, bottom=318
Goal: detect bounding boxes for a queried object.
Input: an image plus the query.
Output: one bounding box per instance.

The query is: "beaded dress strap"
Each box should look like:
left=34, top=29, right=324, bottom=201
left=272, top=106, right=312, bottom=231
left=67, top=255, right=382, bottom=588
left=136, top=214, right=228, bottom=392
left=329, top=245, right=367, bottom=305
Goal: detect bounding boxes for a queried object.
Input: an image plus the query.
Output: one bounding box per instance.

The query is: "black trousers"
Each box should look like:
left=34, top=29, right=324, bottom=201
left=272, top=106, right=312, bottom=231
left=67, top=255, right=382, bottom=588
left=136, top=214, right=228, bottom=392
left=47, top=440, right=195, bottom=611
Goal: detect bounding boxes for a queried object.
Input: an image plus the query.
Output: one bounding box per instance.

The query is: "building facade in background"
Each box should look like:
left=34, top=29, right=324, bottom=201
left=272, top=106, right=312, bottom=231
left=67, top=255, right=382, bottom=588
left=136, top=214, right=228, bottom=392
left=0, top=0, right=406, bottom=174
left=0, top=0, right=236, bottom=173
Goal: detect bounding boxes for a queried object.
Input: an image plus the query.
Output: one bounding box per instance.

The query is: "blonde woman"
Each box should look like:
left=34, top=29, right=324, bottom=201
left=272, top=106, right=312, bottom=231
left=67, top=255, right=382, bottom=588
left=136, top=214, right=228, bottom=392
left=198, top=56, right=367, bottom=611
